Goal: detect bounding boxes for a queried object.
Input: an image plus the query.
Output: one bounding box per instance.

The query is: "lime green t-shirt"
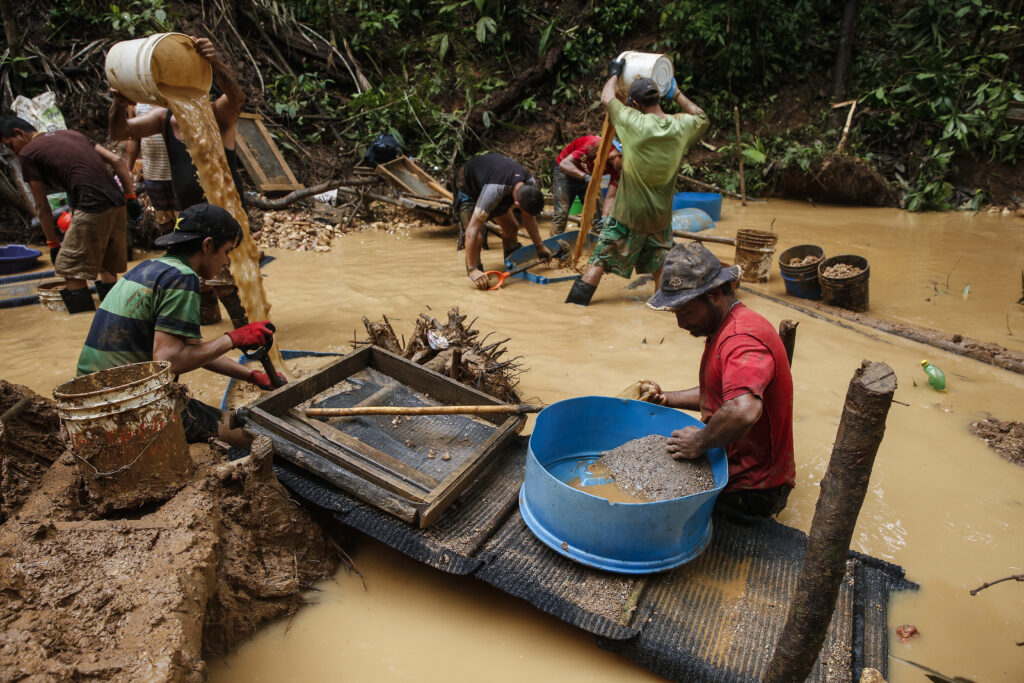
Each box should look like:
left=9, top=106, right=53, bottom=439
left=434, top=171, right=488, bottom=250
left=608, top=99, right=709, bottom=234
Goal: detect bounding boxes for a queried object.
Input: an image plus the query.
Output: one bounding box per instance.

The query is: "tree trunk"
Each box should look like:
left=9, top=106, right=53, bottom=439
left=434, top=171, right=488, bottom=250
left=764, top=360, right=896, bottom=682
left=245, top=178, right=380, bottom=210
left=830, top=0, right=860, bottom=104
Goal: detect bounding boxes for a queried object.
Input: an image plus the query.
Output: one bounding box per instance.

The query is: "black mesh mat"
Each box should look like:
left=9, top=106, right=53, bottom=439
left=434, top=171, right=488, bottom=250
left=271, top=436, right=528, bottom=575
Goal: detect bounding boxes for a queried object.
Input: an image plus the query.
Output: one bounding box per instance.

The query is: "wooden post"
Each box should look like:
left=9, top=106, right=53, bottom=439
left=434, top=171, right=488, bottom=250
left=734, top=106, right=747, bottom=206
left=778, top=320, right=798, bottom=366
left=764, top=361, right=897, bottom=682
left=569, top=115, right=616, bottom=267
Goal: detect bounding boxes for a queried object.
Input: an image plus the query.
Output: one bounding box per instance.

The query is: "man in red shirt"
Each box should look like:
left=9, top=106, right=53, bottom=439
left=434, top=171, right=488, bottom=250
left=644, top=242, right=795, bottom=517
left=551, top=135, right=621, bottom=236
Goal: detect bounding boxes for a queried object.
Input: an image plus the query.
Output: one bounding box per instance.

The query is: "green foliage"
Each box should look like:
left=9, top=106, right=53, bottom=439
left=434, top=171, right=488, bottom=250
left=267, top=72, right=336, bottom=122
left=106, top=0, right=172, bottom=36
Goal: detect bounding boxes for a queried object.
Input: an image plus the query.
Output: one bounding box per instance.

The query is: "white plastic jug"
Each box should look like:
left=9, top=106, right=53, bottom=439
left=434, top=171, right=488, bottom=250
left=105, top=33, right=212, bottom=105
left=616, top=51, right=674, bottom=99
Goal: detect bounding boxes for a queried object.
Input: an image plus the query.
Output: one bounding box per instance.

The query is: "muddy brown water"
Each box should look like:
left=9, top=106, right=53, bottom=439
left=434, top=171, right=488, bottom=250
left=2, top=199, right=1024, bottom=681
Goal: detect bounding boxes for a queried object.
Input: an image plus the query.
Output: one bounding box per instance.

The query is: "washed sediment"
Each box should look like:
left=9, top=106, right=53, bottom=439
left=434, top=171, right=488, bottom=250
left=0, top=395, right=339, bottom=682
left=969, top=417, right=1024, bottom=466
left=598, top=434, right=715, bottom=502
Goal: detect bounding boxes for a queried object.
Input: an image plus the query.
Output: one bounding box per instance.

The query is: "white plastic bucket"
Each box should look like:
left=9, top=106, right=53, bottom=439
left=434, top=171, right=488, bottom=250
left=616, top=51, right=674, bottom=99
left=105, top=33, right=212, bottom=105
left=37, top=281, right=65, bottom=312
left=53, top=360, right=194, bottom=510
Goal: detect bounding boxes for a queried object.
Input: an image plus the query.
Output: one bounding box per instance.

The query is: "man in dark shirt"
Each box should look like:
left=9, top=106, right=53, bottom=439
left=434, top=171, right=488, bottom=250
left=1, top=117, right=140, bottom=313
left=455, top=153, right=552, bottom=290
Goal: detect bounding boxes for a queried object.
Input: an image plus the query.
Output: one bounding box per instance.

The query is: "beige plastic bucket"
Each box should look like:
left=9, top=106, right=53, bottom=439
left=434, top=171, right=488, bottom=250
left=105, top=33, right=212, bottom=105
left=616, top=51, right=674, bottom=99
left=37, top=280, right=65, bottom=312
left=53, top=360, right=194, bottom=511
left=734, top=229, right=779, bottom=283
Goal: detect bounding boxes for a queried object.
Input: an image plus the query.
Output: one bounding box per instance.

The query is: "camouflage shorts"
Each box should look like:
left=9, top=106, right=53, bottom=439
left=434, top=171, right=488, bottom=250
left=587, top=217, right=673, bottom=278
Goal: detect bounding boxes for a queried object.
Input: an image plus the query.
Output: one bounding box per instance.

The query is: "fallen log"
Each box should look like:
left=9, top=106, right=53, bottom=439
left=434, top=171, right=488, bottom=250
left=741, top=287, right=1024, bottom=375
left=672, top=230, right=736, bottom=246
left=765, top=360, right=897, bottom=682
left=247, top=178, right=381, bottom=210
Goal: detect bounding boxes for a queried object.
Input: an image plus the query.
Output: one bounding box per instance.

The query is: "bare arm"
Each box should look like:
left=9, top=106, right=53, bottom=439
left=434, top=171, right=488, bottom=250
left=108, top=92, right=166, bottom=140
left=558, top=155, right=589, bottom=180
left=153, top=330, right=234, bottom=376
left=192, top=38, right=245, bottom=143
left=29, top=180, right=57, bottom=242
left=93, top=144, right=134, bottom=196
left=601, top=75, right=619, bottom=107
left=673, top=89, right=704, bottom=117
left=666, top=392, right=763, bottom=460
left=125, top=138, right=140, bottom=174
left=202, top=353, right=253, bottom=380
left=650, top=385, right=701, bottom=411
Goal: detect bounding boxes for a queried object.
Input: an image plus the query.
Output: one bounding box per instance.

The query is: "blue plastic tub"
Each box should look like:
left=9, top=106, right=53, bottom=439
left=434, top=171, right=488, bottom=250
left=672, top=192, right=722, bottom=221
left=780, top=271, right=822, bottom=300
left=504, top=230, right=597, bottom=285
left=671, top=207, right=715, bottom=233
left=520, top=396, right=728, bottom=574
left=0, top=245, right=42, bottom=275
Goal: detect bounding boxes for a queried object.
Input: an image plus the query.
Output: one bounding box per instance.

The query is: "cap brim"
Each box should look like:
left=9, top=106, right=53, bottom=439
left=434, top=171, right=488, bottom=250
left=646, top=265, right=741, bottom=311
left=153, top=231, right=206, bottom=247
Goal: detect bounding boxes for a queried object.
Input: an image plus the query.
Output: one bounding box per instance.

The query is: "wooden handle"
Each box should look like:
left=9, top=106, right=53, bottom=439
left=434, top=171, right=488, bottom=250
left=570, top=115, right=616, bottom=267
left=305, top=404, right=542, bottom=417
left=673, top=230, right=736, bottom=245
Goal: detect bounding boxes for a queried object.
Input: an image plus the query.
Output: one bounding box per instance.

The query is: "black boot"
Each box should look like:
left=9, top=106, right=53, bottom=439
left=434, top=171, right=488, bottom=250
left=94, top=280, right=115, bottom=302
left=60, top=287, right=96, bottom=314
left=565, top=279, right=597, bottom=306
left=218, top=289, right=249, bottom=328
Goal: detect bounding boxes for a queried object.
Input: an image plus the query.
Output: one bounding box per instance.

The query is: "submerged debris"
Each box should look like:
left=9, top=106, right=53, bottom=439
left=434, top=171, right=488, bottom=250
left=360, top=308, right=524, bottom=403
left=969, top=418, right=1024, bottom=466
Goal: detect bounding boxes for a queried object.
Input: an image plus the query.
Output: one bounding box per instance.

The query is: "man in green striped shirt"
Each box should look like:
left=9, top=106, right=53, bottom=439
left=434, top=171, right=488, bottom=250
left=77, top=203, right=283, bottom=446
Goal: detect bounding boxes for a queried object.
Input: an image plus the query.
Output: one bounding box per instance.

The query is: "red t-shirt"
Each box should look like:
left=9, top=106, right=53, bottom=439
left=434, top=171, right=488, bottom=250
left=699, top=303, right=795, bottom=492
left=555, top=135, right=620, bottom=184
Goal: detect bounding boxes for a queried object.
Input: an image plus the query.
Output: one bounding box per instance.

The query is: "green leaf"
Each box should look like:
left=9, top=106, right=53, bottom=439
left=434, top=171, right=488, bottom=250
left=962, top=283, right=970, bottom=301
left=482, top=111, right=492, bottom=128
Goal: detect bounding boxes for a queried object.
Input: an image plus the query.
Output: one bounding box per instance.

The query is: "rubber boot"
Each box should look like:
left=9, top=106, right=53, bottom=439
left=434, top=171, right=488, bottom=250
left=60, top=287, right=96, bottom=314
left=565, top=280, right=597, bottom=306
left=94, top=280, right=115, bottom=302
left=218, top=288, right=249, bottom=328
left=199, top=287, right=222, bottom=325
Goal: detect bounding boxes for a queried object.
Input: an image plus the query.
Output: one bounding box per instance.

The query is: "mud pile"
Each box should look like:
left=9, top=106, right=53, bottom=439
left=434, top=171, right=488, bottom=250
left=0, top=381, right=64, bottom=522
left=0, top=390, right=339, bottom=681
left=970, top=417, right=1024, bottom=466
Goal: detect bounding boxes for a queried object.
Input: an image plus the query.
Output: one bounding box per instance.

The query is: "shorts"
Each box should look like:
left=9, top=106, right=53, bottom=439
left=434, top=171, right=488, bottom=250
left=714, top=484, right=792, bottom=520
left=144, top=179, right=178, bottom=212
left=54, top=205, right=128, bottom=280
left=182, top=398, right=223, bottom=444
left=587, top=216, right=672, bottom=278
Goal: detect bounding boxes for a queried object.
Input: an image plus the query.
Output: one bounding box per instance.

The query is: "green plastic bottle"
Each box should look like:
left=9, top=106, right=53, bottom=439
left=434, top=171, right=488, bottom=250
left=921, top=360, right=946, bottom=392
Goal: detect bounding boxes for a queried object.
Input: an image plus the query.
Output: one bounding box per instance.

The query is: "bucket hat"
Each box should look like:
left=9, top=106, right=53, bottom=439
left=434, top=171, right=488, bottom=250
left=627, top=78, right=660, bottom=106
left=646, top=242, right=740, bottom=311
left=154, top=203, right=242, bottom=247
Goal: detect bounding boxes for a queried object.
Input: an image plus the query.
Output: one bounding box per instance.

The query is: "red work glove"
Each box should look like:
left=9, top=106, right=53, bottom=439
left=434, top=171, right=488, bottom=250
left=226, top=320, right=275, bottom=349
left=248, top=370, right=287, bottom=390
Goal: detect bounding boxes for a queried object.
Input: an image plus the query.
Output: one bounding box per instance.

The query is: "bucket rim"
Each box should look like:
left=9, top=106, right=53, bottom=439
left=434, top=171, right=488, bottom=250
left=54, top=360, right=173, bottom=401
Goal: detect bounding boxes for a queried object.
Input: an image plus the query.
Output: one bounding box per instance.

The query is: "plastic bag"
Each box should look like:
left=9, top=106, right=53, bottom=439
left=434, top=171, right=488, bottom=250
left=12, top=92, right=67, bottom=132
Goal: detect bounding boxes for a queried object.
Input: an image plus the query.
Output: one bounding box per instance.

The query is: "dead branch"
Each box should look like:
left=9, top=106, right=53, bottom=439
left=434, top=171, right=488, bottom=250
left=969, top=573, right=1024, bottom=596
left=246, top=178, right=381, bottom=210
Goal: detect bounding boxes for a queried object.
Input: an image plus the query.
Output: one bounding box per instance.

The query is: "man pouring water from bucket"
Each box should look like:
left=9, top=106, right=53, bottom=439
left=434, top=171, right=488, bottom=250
left=641, top=242, right=796, bottom=519
left=75, top=204, right=286, bottom=447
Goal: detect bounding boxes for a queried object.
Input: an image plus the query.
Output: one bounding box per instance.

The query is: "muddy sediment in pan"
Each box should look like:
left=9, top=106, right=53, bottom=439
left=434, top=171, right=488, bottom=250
left=0, top=389, right=339, bottom=681
left=599, top=434, right=715, bottom=502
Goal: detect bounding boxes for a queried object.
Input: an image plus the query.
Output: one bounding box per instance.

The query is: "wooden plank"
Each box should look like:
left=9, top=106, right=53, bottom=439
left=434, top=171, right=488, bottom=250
left=254, top=117, right=301, bottom=186
left=234, top=134, right=271, bottom=186
left=234, top=112, right=303, bottom=191
left=248, top=347, right=371, bottom=415
left=288, top=408, right=439, bottom=491
left=419, top=414, right=525, bottom=528
left=251, top=427, right=420, bottom=524
left=247, top=406, right=428, bottom=502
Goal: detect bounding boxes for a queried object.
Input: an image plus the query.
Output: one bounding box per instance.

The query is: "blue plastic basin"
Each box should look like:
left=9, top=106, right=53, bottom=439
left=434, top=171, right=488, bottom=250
left=504, top=230, right=597, bottom=285
left=0, top=245, right=42, bottom=275
left=672, top=192, right=722, bottom=221
left=520, top=396, right=728, bottom=574
left=780, top=271, right=822, bottom=300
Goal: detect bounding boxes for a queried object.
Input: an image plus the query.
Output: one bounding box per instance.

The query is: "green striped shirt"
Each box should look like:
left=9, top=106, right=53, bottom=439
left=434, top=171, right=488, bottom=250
left=76, top=254, right=201, bottom=376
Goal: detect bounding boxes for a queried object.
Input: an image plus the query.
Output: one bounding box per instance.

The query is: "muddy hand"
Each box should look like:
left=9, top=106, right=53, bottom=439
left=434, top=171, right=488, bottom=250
left=667, top=426, right=702, bottom=460
left=109, top=88, right=136, bottom=107
left=191, top=37, right=219, bottom=63
left=536, top=245, right=554, bottom=262
left=469, top=269, right=490, bottom=290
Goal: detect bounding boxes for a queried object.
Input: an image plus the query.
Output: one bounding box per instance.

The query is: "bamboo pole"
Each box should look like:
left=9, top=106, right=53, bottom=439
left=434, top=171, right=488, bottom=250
left=672, top=230, right=736, bottom=246
left=305, top=404, right=542, bottom=418
left=764, top=360, right=897, bottom=682
left=734, top=106, right=747, bottom=205
left=570, top=115, right=616, bottom=267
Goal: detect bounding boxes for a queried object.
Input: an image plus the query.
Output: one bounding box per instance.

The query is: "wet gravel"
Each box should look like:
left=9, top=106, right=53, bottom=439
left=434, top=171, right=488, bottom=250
left=598, top=434, right=715, bottom=502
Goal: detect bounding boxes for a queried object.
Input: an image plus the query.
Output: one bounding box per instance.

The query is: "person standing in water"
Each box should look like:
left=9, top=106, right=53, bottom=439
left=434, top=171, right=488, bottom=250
left=1, top=117, right=141, bottom=314
left=642, top=242, right=796, bottom=518
left=108, top=36, right=250, bottom=327
left=565, top=59, right=708, bottom=306
left=550, top=135, right=622, bottom=237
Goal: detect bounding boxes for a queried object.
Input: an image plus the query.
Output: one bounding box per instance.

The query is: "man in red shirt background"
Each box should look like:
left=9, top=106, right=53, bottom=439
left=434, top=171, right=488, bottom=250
left=644, top=242, right=796, bottom=518
left=550, top=135, right=621, bottom=237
